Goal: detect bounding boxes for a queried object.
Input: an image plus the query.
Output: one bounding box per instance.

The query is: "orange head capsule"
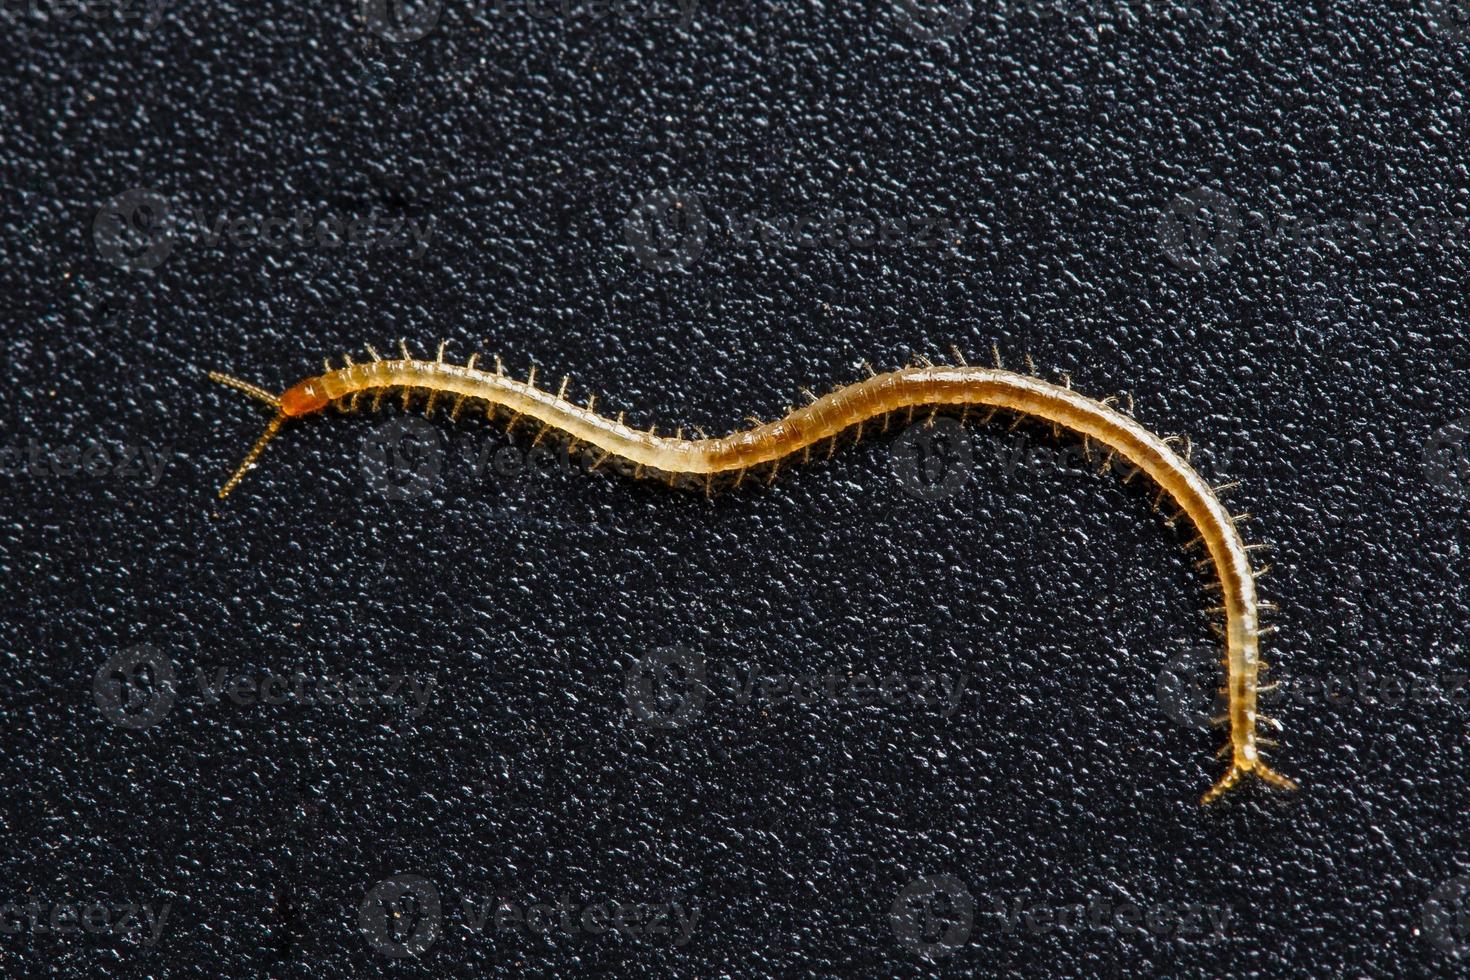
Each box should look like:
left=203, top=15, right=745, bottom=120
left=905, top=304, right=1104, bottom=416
left=280, top=380, right=331, bottom=417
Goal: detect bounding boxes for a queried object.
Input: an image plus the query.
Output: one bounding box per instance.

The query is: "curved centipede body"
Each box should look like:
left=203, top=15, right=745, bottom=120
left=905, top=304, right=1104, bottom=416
left=207, top=341, right=1298, bottom=805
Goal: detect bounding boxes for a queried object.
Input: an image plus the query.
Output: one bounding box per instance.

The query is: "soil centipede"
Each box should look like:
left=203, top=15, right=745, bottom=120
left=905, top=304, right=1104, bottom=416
left=207, top=340, right=1298, bottom=804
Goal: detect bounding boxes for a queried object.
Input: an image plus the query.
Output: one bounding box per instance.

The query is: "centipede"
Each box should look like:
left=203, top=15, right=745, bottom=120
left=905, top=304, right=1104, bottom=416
left=207, top=339, right=1298, bottom=805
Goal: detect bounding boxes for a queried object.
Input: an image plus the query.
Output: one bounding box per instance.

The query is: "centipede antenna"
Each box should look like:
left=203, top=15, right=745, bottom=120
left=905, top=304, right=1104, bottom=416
left=207, top=371, right=282, bottom=410
left=217, top=413, right=287, bottom=499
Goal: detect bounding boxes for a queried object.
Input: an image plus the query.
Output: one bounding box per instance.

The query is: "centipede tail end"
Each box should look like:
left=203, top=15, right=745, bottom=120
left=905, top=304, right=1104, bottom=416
left=1201, top=761, right=1299, bottom=805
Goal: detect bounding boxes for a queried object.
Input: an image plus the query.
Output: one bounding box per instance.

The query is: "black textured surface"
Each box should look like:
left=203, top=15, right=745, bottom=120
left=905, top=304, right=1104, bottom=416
left=5, top=1, right=1470, bottom=975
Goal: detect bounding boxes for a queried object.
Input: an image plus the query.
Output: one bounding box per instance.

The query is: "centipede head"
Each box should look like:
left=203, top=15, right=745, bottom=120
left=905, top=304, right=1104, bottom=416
left=207, top=370, right=289, bottom=500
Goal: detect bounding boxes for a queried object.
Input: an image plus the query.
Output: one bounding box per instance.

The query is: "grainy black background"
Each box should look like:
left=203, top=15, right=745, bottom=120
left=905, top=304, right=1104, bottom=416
left=4, top=0, right=1470, bottom=976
